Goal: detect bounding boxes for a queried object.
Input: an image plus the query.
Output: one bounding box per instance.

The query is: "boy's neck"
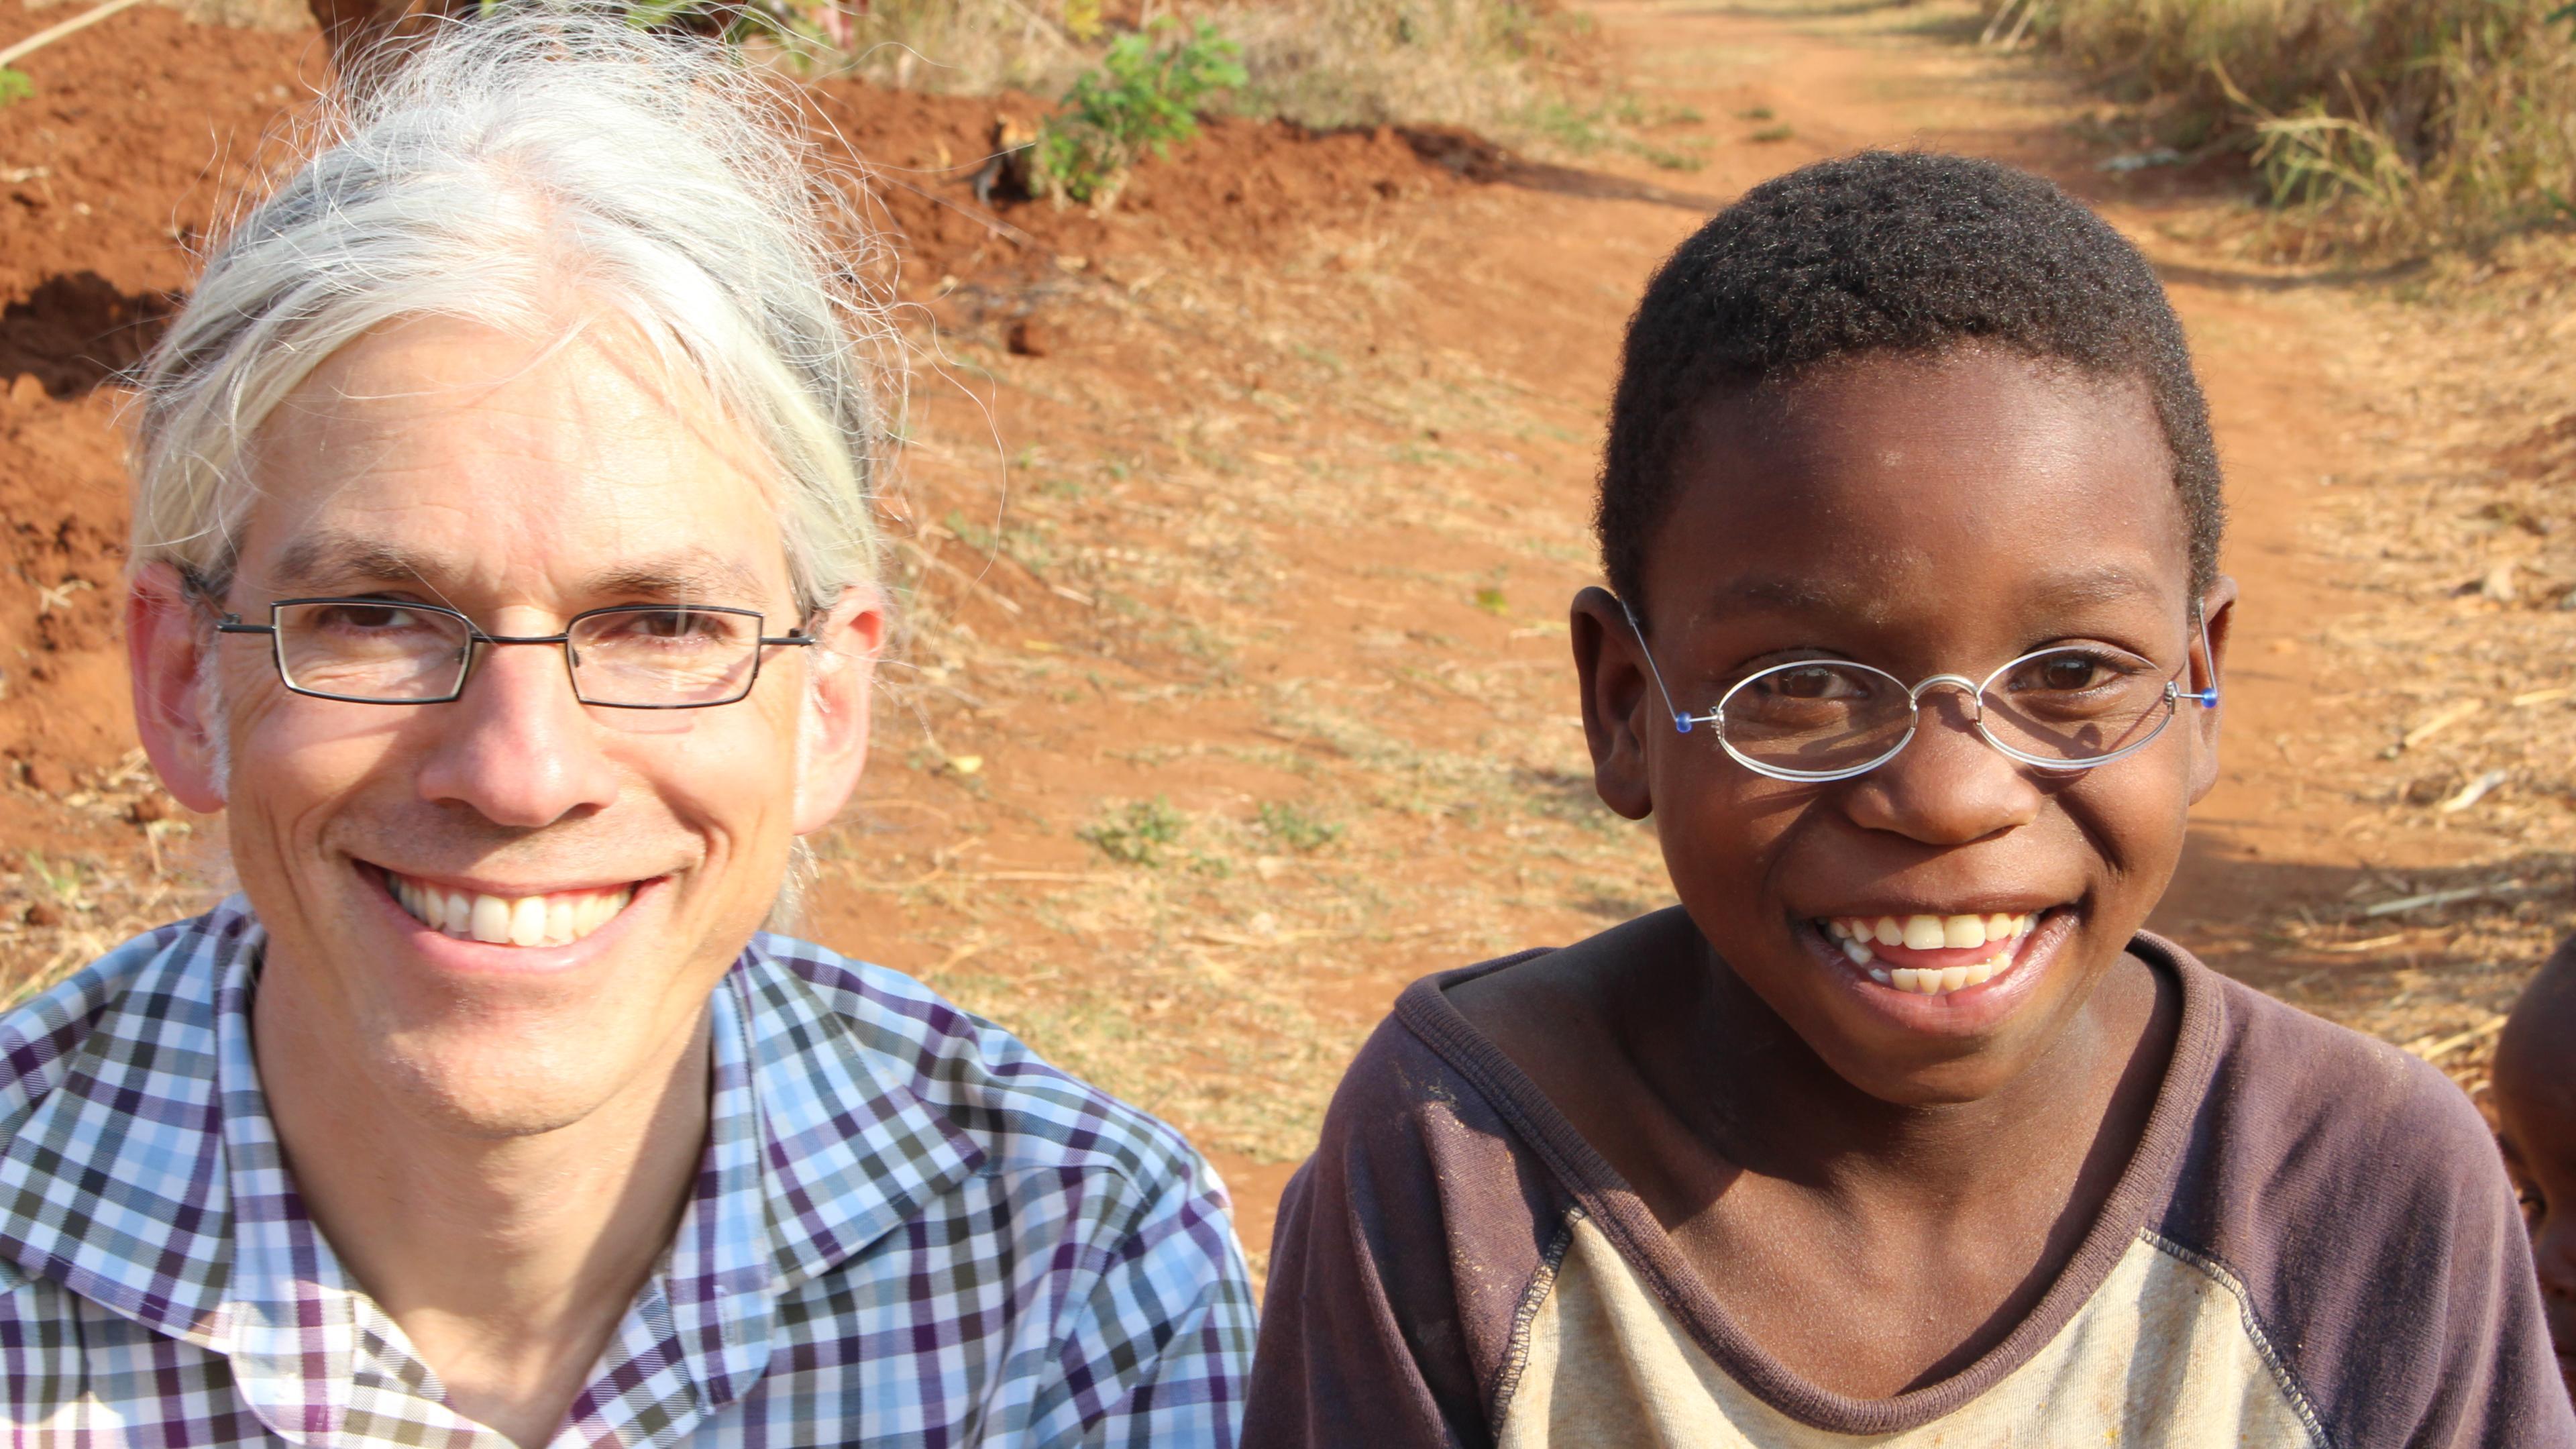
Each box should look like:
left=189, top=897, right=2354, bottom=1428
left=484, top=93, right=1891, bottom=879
left=1680, top=936, right=2173, bottom=1210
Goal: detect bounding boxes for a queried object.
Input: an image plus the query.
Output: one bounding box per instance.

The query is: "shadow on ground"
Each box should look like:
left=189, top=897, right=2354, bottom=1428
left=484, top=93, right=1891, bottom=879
left=1396, top=127, right=1727, bottom=213
left=0, top=272, right=180, bottom=398
left=2156, top=833, right=2569, bottom=1034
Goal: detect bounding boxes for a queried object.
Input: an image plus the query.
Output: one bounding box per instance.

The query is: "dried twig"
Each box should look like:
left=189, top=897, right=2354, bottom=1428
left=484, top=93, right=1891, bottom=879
left=0, top=0, right=148, bottom=70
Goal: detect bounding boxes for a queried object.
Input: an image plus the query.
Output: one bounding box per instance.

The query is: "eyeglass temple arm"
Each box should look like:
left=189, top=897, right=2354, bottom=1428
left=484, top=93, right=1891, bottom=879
left=213, top=615, right=272, bottom=635
left=2181, top=606, right=2220, bottom=709
left=1615, top=598, right=1707, bottom=735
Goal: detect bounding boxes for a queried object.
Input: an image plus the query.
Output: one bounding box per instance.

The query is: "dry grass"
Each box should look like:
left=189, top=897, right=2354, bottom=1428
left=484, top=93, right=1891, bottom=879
left=2031, top=0, right=2576, bottom=253
left=2239, top=236, right=2576, bottom=1099
left=825, top=0, right=1601, bottom=152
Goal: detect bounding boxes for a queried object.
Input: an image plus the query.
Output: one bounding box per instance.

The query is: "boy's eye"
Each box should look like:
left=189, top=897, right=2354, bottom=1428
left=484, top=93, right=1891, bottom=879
left=2017, top=651, right=2121, bottom=692
left=1755, top=664, right=1872, bottom=701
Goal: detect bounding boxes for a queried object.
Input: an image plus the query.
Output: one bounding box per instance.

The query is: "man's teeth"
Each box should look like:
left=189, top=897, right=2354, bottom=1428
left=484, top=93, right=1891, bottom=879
left=390, top=874, right=633, bottom=947
left=1825, top=912, right=2035, bottom=996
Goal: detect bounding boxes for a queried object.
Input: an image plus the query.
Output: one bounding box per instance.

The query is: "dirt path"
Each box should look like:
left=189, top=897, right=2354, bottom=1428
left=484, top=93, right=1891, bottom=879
left=3, top=0, right=2564, bottom=1279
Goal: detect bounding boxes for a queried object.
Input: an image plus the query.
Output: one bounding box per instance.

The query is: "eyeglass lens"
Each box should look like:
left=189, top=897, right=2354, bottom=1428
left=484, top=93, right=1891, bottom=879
left=273, top=602, right=765, bottom=706
left=1719, top=648, right=2178, bottom=775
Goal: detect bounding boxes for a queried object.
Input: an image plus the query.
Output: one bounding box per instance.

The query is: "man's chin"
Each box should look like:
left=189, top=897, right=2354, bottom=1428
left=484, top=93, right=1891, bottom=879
left=366, top=1032, right=663, bottom=1139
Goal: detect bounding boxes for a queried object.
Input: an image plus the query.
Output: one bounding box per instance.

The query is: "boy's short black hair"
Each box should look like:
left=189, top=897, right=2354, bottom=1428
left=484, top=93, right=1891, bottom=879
left=1599, top=150, right=2223, bottom=615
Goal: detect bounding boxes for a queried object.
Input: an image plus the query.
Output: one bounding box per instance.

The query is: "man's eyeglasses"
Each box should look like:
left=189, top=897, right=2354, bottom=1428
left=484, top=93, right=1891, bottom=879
left=213, top=598, right=816, bottom=709
left=1619, top=600, right=2219, bottom=783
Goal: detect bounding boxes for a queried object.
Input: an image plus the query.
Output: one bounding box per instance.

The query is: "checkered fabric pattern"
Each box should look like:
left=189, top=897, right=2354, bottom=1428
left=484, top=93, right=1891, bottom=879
left=0, top=898, right=1255, bottom=1446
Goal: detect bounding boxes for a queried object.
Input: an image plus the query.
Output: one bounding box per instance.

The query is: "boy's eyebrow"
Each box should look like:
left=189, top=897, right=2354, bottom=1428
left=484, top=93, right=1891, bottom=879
left=1712, top=564, right=2167, bottom=614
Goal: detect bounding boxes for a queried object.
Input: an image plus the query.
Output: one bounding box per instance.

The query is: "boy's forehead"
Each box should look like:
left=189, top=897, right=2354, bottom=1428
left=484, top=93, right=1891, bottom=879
left=1653, top=353, right=2193, bottom=628
left=1684, top=350, right=2167, bottom=474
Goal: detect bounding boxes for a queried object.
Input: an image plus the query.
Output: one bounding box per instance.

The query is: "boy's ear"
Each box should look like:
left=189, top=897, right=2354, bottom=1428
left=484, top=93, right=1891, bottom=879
left=2186, top=576, right=2238, bottom=806
left=1570, top=586, right=1657, bottom=821
left=127, top=562, right=229, bottom=814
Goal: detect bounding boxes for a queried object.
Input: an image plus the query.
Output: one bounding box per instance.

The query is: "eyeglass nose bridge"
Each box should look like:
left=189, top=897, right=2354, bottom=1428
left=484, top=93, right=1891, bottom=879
left=1905, top=673, right=1986, bottom=715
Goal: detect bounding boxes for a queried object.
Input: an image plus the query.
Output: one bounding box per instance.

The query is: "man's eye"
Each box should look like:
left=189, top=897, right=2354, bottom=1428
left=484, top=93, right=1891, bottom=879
left=595, top=608, right=741, bottom=646
left=313, top=602, right=425, bottom=631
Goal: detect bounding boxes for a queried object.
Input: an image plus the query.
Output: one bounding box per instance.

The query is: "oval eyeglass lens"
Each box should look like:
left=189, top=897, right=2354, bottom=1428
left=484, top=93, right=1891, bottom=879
left=276, top=601, right=472, bottom=701
left=1978, top=648, right=2174, bottom=763
left=572, top=606, right=762, bottom=706
left=1721, top=661, right=1913, bottom=775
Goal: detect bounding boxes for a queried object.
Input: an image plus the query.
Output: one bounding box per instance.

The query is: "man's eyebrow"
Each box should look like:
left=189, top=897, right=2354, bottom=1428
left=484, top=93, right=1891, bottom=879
left=272, top=530, right=451, bottom=591
left=580, top=551, right=772, bottom=603
left=269, top=535, right=773, bottom=607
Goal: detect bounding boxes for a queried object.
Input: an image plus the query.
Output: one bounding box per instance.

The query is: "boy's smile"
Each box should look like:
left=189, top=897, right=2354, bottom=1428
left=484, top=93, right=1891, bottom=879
left=1575, top=347, right=2231, bottom=1104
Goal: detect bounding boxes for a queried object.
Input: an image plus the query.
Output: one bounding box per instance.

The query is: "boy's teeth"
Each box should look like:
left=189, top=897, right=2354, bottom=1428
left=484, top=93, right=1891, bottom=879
left=1821, top=912, right=2038, bottom=996
left=389, top=873, right=634, bottom=947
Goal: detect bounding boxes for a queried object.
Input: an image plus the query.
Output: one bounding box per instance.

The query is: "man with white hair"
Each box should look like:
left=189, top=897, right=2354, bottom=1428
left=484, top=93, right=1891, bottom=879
left=0, top=11, right=1254, bottom=1444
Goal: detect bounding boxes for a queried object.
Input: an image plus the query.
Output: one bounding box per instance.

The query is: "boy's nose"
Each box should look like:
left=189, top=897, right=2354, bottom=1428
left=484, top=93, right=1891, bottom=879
left=411, top=639, right=621, bottom=826
left=1843, top=692, right=2042, bottom=844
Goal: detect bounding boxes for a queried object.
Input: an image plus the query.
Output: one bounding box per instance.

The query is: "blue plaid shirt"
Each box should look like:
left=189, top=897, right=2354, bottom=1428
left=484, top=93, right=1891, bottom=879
left=0, top=899, right=1254, bottom=1446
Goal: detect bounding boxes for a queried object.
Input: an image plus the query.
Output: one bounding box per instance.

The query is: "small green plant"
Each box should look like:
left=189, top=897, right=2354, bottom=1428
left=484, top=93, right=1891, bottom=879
left=1256, top=802, right=1343, bottom=853
left=0, top=68, right=32, bottom=107
left=618, top=0, right=847, bottom=54
left=1080, top=797, right=1189, bottom=866
left=1035, top=19, right=1246, bottom=207
left=1750, top=124, right=1796, bottom=144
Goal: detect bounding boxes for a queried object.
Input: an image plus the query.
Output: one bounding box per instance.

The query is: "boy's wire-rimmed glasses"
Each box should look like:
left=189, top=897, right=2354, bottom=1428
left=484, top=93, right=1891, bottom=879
left=1617, top=600, right=2220, bottom=783
left=213, top=598, right=816, bottom=709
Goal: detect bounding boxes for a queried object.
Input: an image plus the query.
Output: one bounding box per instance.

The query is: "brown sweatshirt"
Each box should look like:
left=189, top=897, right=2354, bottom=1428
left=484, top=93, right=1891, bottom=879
left=1245, top=918, right=2573, bottom=1447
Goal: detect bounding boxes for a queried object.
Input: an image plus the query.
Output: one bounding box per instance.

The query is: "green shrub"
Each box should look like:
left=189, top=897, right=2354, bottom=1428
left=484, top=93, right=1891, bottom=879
left=1080, top=797, right=1189, bottom=866
left=1255, top=801, right=1343, bottom=853
left=1034, top=19, right=1246, bottom=207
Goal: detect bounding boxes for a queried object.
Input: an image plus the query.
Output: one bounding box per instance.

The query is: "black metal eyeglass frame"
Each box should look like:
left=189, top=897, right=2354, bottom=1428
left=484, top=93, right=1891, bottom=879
left=213, top=598, right=816, bottom=709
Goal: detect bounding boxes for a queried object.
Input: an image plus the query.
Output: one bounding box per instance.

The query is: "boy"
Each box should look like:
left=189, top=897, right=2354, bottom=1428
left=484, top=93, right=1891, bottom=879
left=1242, top=152, right=2570, bottom=1446
left=2498, top=941, right=2576, bottom=1403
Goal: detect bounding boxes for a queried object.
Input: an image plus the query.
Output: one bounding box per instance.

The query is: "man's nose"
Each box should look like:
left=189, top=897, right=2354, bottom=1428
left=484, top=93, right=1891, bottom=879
left=412, top=639, right=621, bottom=826
left=1843, top=687, right=2042, bottom=844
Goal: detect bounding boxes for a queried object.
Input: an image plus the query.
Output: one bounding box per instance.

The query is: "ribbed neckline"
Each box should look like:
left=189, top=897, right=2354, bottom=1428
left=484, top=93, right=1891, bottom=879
left=1396, top=922, right=2226, bottom=1436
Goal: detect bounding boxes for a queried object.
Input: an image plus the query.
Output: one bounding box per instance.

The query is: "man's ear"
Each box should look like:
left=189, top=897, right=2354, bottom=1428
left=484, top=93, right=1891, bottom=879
left=1570, top=586, right=1656, bottom=822
left=127, top=562, right=229, bottom=814
left=2187, top=575, right=2237, bottom=806
left=792, top=583, right=888, bottom=837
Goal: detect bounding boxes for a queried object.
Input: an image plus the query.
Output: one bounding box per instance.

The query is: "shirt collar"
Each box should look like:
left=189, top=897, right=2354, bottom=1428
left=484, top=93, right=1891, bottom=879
left=0, top=900, right=990, bottom=1432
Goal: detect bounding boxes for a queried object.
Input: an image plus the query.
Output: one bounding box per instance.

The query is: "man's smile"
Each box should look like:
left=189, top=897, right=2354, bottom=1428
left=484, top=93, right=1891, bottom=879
left=376, top=865, right=645, bottom=948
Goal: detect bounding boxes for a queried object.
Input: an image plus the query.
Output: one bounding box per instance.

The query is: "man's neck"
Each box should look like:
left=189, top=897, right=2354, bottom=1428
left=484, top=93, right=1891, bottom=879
left=251, top=973, right=714, bottom=1449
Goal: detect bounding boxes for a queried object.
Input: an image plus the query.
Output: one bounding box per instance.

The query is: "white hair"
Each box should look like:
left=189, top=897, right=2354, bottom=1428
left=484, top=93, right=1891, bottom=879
left=128, top=4, right=892, bottom=614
